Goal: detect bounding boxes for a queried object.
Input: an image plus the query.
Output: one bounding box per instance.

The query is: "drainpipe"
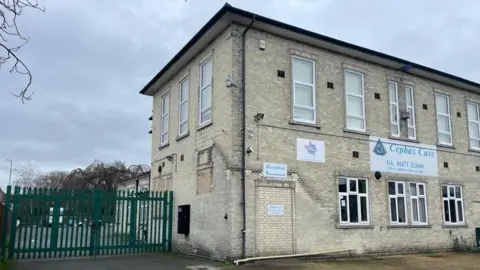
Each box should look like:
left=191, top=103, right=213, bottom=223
left=240, top=15, right=255, bottom=259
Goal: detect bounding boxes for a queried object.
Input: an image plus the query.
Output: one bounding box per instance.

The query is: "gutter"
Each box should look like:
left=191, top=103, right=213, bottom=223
left=240, top=15, right=256, bottom=259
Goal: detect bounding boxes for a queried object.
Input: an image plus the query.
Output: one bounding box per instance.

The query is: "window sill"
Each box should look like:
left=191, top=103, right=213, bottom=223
left=388, top=136, right=419, bottom=144
left=468, top=148, right=480, bottom=154
left=335, top=224, right=373, bottom=229
left=289, top=120, right=321, bottom=129
left=176, top=132, right=190, bottom=142
left=387, top=224, right=432, bottom=229
left=437, top=143, right=455, bottom=149
left=197, top=121, right=213, bottom=131
left=159, top=143, right=169, bottom=150
left=442, top=224, right=467, bottom=228
left=343, top=128, right=370, bottom=136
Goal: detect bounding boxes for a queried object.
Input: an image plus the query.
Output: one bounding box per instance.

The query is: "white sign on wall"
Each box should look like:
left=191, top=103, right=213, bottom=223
left=267, top=204, right=284, bottom=216
left=296, top=138, right=325, bottom=163
left=369, top=136, right=438, bottom=177
left=263, top=163, right=287, bottom=179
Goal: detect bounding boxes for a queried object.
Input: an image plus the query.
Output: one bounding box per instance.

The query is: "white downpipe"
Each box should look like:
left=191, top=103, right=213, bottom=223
left=233, top=249, right=356, bottom=266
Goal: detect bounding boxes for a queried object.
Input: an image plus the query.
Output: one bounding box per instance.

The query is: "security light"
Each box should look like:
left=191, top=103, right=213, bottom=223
left=254, top=113, right=265, bottom=122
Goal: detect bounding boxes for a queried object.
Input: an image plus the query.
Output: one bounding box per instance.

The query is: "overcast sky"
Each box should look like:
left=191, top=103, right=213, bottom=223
left=1, top=0, right=479, bottom=189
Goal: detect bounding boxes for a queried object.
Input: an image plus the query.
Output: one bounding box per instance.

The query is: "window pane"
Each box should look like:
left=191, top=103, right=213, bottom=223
left=407, top=108, right=414, bottom=126
left=161, top=133, right=168, bottom=143
left=349, top=195, right=358, bottom=223
left=201, top=86, right=212, bottom=110
left=410, top=183, right=417, bottom=196
left=338, top=178, right=347, bottom=192
left=443, top=200, right=449, bottom=222
left=347, top=117, right=364, bottom=130
left=408, top=128, right=415, bottom=138
left=436, top=94, right=448, bottom=114
left=391, top=124, right=399, bottom=135
left=419, top=184, right=425, bottom=195
left=347, top=95, right=364, bottom=117
left=349, top=179, right=357, bottom=192
left=293, top=58, right=314, bottom=84
left=471, top=139, right=480, bottom=149
left=437, top=115, right=450, bottom=133
left=467, top=103, right=478, bottom=121
left=345, top=71, right=363, bottom=95
left=200, top=109, right=211, bottom=123
left=180, top=123, right=187, bottom=135
left=389, top=82, right=397, bottom=102
left=455, top=187, right=461, bottom=198
left=412, top=198, right=419, bottom=222
left=294, top=83, right=314, bottom=107
left=449, top=199, right=457, bottom=222
left=406, top=87, right=413, bottom=106
left=340, top=195, right=348, bottom=222
left=442, top=186, right=448, bottom=198
left=391, top=104, right=398, bottom=123
left=457, top=201, right=463, bottom=222
left=180, top=80, right=189, bottom=102
left=398, top=197, right=406, bottom=223
left=438, top=133, right=452, bottom=145
left=180, top=103, right=188, bottom=122
left=360, top=197, right=368, bottom=222
left=388, top=182, right=396, bottom=195
left=162, top=95, right=169, bottom=114
left=419, top=198, right=427, bottom=223
left=390, top=198, right=397, bottom=222
left=358, top=180, right=366, bottom=194
left=398, top=183, right=404, bottom=194
left=469, top=122, right=480, bottom=138
left=449, top=187, right=455, bottom=197
left=293, top=108, right=314, bottom=121
left=201, top=60, right=212, bottom=87
left=162, top=117, right=168, bottom=131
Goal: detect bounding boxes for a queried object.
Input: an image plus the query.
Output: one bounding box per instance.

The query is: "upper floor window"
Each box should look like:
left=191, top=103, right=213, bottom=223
left=199, top=59, right=212, bottom=125
left=435, top=93, right=452, bottom=145
left=292, top=56, right=315, bottom=123
left=442, top=185, right=464, bottom=225
left=179, top=78, right=189, bottom=136
left=338, top=177, right=369, bottom=225
left=160, top=93, right=169, bottom=146
left=344, top=70, right=365, bottom=131
left=389, top=81, right=400, bottom=136
left=405, top=85, right=416, bottom=139
left=467, top=102, right=480, bottom=150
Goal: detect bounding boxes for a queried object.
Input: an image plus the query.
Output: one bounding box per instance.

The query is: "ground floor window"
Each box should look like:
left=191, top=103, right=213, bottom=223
left=388, top=181, right=407, bottom=224
left=387, top=181, right=428, bottom=226
left=338, top=177, right=369, bottom=224
left=410, top=182, right=428, bottom=225
left=442, top=184, right=464, bottom=225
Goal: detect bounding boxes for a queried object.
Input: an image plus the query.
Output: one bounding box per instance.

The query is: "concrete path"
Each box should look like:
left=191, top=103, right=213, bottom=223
left=8, top=253, right=225, bottom=270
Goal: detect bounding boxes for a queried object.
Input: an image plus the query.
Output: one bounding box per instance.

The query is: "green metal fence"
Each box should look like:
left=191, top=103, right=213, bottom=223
left=0, top=186, right=173, bottom=260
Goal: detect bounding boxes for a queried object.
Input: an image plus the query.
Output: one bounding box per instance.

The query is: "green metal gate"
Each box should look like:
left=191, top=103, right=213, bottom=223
left=0, top=186, right=173, bottom=259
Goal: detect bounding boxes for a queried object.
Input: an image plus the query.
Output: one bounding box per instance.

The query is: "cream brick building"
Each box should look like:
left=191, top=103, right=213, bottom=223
left=140, top=4, right=480, bottom=261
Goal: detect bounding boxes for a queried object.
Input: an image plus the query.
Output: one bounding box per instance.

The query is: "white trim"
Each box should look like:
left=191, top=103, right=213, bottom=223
left=435, top=93, right=452, bottom=145
left=388, top=181, right=407, bottom=224
left=199, top=58, right=212, bottom=126
left=178, top=77, right=189, bottom=136
left=292, top=56, right=316, bottom=124
left=405, top=85, right=417, bottom=139
left=442, top=184, right=465, bottom=225
left=409, top=182, right=428, bottom=225
left=338, top=177, right=369, bottom=225
left=344, top=69, right=366, bottom=131
left=466, top=101, right=480, bottom=150
left=388, top=81, right=400, bottom=137
left=160, top=92, right=170, bottom=146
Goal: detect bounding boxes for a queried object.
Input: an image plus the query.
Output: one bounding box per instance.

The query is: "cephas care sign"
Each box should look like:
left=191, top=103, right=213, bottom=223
left=369, top=136, right=438, bottom=177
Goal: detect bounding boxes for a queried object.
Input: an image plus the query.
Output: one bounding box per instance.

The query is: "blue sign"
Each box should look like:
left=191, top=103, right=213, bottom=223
left=263, top=163, right=288, bottom=179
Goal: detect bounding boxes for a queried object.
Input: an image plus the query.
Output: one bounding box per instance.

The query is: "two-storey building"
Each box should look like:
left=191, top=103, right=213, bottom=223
left=140, top=3, right=480, bottom=261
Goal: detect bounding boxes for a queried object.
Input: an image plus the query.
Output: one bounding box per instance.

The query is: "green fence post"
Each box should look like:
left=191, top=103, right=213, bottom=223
left=1, top=186, right=12, bottom=259
left=8, top=186, right=20, bottom=259
left=90, top=189, right=101, bottom=257
left=129, top=192, right=137, bottom=253
left=161, top=191, right=168, bottom=252
left=167, top=191, right=173, bottom=252
left=50, top=188, right=61, bottom=258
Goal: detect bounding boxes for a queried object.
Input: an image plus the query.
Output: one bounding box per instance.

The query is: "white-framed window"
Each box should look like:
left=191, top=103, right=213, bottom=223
left=292, top=56, right=316, bottom=123
left=179, top=78, right=189, bottom=136
left=442, top=184, right=465, bottom=225
left=388, top=181, right=407, bottom=224
left=338, top=177, right=369, bottom=224
left=405, top=85, right=416, bottom=139
left=160, top=93, right=169, bottom=145
left=467, top=101, right=480, bottom=150
left=388, top=81, right=400, bottom=136
left=344, top=70, right=366, bottom=131
left=199, top=58, right=212, bottom=125
left=409, top=182, right=428, bottom=225
left=435, top=93, right=452, bottom=145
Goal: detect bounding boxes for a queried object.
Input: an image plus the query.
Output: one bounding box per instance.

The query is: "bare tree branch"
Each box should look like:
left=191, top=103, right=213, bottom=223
left=0, top=0, right=45, bottom=103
